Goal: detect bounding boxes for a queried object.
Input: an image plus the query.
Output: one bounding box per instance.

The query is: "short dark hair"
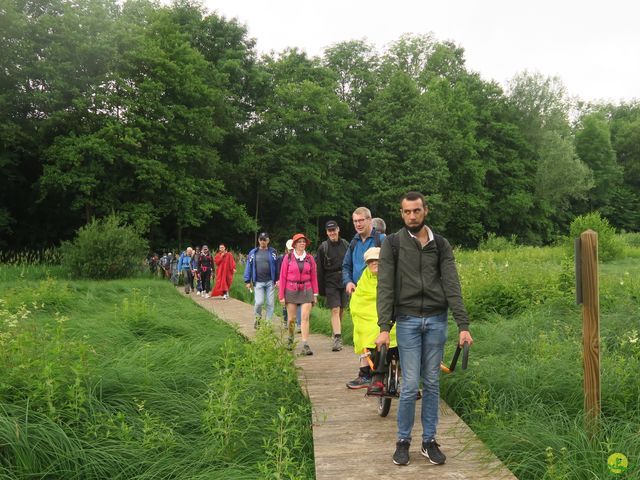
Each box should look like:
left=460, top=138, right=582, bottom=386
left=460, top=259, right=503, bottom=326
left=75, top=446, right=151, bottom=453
left=401, top=191, right=427, bottom=208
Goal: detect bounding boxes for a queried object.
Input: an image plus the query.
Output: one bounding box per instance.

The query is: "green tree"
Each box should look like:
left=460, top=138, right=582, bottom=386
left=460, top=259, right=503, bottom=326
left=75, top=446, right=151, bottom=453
left=575, top=112, right=622, bottom=210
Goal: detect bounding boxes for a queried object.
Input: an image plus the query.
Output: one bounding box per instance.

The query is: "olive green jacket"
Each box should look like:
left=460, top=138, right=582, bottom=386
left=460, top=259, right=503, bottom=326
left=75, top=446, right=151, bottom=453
left=376, top=227, right=469, bottom=333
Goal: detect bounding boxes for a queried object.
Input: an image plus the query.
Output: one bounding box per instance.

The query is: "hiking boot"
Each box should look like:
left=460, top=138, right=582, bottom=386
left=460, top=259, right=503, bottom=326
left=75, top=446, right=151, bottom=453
left=287, top=335, right=294, bottom=351
left=367, top=379, right=385, bottom=396
left=346, top=375, right=371, bottom=389
left=254, top=317, right=261, bottom=329
left=300, top=344, right=313, bottom=356
left=393, top=439, right=411, bottom=466
left=421, top=439, right=446, bottom=465
left=332, top=336, right=343, bottom=352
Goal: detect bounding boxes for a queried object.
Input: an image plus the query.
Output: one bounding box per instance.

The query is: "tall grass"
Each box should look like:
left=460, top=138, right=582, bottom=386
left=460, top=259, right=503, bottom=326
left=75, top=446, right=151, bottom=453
left=0, top=273, right=314, bottom=479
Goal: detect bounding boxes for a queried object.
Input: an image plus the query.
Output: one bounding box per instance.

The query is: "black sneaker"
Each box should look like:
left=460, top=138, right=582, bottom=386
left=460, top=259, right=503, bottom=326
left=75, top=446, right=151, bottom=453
left=393, top=439, right=410, bottom=466
left=421, top=439, right=446, bottom=465
left=346, top=375, right=371, bottom=389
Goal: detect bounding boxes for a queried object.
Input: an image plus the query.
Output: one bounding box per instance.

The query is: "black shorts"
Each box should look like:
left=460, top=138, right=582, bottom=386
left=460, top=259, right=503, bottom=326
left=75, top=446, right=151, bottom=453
left=325, top=287, right=348, bottom=309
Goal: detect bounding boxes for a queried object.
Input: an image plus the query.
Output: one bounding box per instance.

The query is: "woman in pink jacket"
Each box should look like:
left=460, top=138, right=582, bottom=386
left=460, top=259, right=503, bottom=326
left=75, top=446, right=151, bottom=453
left=279, top=233, right=318, bottom=356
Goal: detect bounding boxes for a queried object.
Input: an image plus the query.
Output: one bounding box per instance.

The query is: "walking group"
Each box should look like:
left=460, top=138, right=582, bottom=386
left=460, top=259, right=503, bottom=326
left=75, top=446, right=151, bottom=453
left=244, top=191, right=474, bottom=468
left=156, top=244, right=238, bottom=300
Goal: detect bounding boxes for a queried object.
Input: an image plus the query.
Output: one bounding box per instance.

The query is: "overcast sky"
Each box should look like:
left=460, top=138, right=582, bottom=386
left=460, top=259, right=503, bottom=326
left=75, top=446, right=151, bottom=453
left=203, top=0, right=639, bottom=103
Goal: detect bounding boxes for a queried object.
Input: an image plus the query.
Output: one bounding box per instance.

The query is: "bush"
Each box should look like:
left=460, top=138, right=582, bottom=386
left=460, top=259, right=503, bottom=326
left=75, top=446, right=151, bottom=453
left=61, top=216, right=148, bottom=279
left=478, top=233, right=518, bottom=252
left=568, top=212, right=624, bottom=263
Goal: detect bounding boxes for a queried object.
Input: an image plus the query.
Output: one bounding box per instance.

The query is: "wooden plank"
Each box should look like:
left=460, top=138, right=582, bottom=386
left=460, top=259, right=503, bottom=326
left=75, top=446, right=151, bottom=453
left=184, top=291, right=517, bottom=479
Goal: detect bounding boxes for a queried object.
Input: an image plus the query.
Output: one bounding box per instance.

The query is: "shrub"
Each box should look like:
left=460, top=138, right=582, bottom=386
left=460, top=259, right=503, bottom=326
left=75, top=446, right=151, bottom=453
left=478, top=233, right=518, bottom=252
left=568, top=212, right=624, bottom=263
left=61, top=216, right=148, bottom=279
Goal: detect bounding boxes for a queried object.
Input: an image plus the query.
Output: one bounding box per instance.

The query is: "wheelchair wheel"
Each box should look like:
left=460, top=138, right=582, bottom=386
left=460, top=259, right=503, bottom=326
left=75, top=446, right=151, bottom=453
left=378, top=397, right=392, bottom=417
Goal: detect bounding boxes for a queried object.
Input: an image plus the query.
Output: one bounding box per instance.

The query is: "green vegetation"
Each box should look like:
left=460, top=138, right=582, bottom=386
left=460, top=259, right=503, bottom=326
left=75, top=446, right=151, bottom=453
left=440, top=244, right=640, bottom=479
left=61, top=215, right=149, bottom=279
left=0, top=270, right=313, bottom=479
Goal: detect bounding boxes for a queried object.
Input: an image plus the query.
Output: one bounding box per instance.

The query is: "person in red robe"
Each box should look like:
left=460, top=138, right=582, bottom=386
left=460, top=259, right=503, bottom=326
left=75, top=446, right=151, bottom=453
left=212, top=244, right=237, bottom=299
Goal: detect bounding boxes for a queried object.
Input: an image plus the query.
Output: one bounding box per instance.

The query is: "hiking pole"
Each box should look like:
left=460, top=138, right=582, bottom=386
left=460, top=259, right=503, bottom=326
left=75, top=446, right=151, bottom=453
left=440, top=341, right=470, bottom=374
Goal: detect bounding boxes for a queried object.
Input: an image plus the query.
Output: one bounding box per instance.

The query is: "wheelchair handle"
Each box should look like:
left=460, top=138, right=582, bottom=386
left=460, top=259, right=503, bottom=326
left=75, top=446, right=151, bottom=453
left=448, top=341, right=470, bottom=373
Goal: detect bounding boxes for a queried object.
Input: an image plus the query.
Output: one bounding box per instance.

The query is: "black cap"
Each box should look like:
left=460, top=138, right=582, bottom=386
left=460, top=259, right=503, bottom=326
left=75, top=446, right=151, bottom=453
left=325, top=220, right=338, bottom=230
left=258, top=232, right=269, bottom=240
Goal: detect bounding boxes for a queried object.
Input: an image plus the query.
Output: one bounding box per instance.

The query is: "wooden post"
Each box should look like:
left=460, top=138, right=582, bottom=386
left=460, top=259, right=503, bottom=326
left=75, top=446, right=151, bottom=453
left=580, top=229, right=600, bottom=435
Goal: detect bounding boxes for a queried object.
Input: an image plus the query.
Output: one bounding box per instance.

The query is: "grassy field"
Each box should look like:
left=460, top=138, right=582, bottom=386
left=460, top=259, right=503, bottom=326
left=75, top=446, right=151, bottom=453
left=3, top=237, right=639, bottom=479
left=0, top=266, right=314, bottom=479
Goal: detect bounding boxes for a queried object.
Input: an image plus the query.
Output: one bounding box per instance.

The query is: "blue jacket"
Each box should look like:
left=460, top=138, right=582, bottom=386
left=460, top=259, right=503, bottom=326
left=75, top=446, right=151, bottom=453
left=177, top=252, right=192, bottom=272
left=342, top=228, right=385, bottom=286
left=244, top=247, right=278, bottom=284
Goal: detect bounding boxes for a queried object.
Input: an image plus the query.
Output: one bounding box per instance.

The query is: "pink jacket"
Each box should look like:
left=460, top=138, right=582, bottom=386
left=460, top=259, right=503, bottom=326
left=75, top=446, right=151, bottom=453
left=278, top=252, right=319, bottom=302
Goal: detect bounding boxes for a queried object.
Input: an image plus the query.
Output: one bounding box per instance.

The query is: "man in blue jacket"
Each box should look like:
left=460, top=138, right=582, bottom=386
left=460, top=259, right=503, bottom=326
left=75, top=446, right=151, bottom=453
left=244, top=232, right=279, bottom=328
left=342, top=206, right=385, bottom=388
left=342, top=207, right=386, bottom=294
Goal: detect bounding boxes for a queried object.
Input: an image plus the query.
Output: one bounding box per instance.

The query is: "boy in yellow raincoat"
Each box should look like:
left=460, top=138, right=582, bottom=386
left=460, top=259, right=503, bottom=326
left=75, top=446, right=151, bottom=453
left=350, top=247, right=397, bottom=394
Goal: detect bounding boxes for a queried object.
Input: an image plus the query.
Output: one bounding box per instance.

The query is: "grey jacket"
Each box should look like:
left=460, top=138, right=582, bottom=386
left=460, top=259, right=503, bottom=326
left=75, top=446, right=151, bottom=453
left=376, top=227, right=469, bottom=332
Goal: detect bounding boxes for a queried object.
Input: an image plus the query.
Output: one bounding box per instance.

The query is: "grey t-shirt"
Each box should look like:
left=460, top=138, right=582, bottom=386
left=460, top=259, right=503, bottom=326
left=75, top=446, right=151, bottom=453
left=255, top=249, right=271, bottom=282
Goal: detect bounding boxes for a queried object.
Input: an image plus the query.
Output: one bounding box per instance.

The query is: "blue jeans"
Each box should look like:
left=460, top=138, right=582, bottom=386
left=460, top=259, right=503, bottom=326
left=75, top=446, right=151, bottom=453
left=396, top=312, right=448, bottom=443
left=254, top=281, right=275, bottom=321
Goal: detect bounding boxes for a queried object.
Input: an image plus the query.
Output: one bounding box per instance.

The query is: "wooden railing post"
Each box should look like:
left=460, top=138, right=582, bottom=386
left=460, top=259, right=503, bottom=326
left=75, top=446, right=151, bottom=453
left=579, top=229, right=601, bottom=435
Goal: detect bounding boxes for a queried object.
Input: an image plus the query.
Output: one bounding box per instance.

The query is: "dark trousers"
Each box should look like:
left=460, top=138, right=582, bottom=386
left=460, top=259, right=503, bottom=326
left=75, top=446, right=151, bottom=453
left=201, top=269, right=212, bottom=293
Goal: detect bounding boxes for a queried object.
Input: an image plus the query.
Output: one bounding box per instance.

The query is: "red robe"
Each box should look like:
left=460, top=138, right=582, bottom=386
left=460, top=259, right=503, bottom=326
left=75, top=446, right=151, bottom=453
left=212, top=252, right=236, bottom=296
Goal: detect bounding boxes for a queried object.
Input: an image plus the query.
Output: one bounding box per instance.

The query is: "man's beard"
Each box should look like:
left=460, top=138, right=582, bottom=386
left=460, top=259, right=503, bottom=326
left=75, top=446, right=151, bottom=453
left=406, top=221, right=425, bottom=234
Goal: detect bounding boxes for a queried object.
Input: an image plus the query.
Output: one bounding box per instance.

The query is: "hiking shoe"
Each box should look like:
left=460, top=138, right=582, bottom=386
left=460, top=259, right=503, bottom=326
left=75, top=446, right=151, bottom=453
left=196, top=291, right=201, bottom=296
left=367, top=380, right=385, bottom=396
left=254, top=317, right=261, bottom=329
left=287, top=336, right=294, bottom=350
left=393, top=439, right=411, bottom=466
left=346, top=375, right=371, bottom=389
left=421, top=439, right=446, bottom=465
left=223, top=293, right=228, bottom=300
left=332, top=336, right=343, bottom=352
left=296, top=325, right=301, bottom=333
left=300, top=344, right=313, bottom=356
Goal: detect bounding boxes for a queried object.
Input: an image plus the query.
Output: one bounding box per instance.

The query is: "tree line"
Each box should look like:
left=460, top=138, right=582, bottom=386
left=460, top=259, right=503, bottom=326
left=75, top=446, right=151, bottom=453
left=1, top=0, right=639, bottom=252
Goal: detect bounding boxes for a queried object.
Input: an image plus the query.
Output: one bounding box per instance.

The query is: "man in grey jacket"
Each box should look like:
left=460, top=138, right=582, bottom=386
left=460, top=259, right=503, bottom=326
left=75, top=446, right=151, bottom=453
left=375, top=191, right=473, bottom=467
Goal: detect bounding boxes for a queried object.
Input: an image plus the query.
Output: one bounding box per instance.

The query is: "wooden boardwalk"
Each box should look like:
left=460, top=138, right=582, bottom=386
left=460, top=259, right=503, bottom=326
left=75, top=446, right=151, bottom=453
left=185, top=291, right=517, bottom=479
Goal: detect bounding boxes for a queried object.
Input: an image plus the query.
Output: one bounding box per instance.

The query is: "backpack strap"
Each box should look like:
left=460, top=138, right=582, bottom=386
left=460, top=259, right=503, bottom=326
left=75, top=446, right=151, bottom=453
left=374, top=231, right=383, bottom=248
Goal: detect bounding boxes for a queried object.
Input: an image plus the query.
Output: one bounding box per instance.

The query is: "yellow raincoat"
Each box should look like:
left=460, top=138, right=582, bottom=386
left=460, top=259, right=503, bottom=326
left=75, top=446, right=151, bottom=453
left=350, top=266, right=397, bottom=354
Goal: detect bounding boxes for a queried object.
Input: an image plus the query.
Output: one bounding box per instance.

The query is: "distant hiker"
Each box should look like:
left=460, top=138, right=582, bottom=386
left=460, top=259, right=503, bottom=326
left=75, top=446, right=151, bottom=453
left=244, top=232, right=278, bottom=328
left=212, top=244, right=236, bottom=299
left=343, top=207, right=386, bottom=389
left=279, top=233, right=318, bottom=356
left=177, top=247, right=194, bottom=293
left=159, top=252, right=170, bottom=278
left=170, top=252, right=179, bottom=285
left=316, top=220, right=349, bottom=352
left=198, top=245, right=214, bottom=298
left=375, top=191, right=473, bottom=467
